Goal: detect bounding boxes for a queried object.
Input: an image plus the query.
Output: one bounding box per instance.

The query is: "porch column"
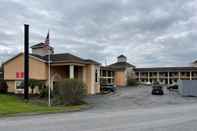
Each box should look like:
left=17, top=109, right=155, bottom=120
left=178, top=72, right=181, bottom=80
left=157, top=72, right=159, bottom=82
left=167, top=72, right=170, bottom=85
left=69, top=65, right=74, bottom=79
left=82, top=67, right=86, bottom=83
left=190, top=72, right=192, bottom=80
left=148, top=72, right=150, bottom=82
left=90, top=65, right=96, bottom=94
left=138, top=72, right=141, bottom=82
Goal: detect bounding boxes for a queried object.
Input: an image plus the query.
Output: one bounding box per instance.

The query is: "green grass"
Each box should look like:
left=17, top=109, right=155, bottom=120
left=0, top=94, right=87, bottom=117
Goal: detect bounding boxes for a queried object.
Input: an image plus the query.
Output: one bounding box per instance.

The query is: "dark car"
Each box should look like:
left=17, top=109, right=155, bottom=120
left=101, top=84, right=116, bottom=94
left=167, top=84, right=178, bottom=90
left=152, top=82, right=164, bottom=95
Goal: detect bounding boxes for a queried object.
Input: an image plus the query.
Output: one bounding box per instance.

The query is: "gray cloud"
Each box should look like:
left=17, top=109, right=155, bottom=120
left=0, top=0, right=197, bottom=67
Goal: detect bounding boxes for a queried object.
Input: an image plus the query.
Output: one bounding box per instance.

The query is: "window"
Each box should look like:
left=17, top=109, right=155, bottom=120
left=111, top=78, right=114, bottom=83
left=108, top=71, right=112, bottom=77
left=102, top=70, right=106, bottom=77
left=16, top=81, right=24, bottom=89
left=108, top=78, right=111, bottom=84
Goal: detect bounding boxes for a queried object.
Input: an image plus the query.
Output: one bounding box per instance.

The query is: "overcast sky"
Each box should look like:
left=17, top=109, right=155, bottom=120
left=0, top=0, right=197, bottom=67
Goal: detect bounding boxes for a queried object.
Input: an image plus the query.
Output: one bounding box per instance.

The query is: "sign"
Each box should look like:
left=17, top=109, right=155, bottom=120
left=16, top=72, right=24, bottom=78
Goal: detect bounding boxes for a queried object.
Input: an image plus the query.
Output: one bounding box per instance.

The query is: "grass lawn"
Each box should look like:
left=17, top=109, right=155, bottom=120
left=0, top=94, right=87, bottom=117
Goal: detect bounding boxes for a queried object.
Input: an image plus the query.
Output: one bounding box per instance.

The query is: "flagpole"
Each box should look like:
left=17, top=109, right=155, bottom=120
left=48, top=50, right=51, bottom=106
left=47, top=30, right=51, bottom=107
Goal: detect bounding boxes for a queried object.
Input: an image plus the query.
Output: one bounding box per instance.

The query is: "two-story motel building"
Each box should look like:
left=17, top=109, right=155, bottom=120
left=101, top=55, right=197, bottom=86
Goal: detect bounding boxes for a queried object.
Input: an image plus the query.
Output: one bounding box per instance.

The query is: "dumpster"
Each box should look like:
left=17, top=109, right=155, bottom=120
left=178, top=80, right=197, bottom=97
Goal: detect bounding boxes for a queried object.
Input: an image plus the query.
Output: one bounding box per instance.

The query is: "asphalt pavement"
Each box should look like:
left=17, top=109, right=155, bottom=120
left=0, top=103, right=197, bottom=131
left=1, top=86, right=197, bottom=131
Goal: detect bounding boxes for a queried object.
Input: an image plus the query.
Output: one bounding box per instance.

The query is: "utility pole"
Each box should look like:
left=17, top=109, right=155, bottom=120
left=24, top=24, right=29, bottom=100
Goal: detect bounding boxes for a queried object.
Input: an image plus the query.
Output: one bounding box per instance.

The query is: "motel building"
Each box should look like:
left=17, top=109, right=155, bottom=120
left=3, top=43, right=101, bottom=95
left=3, top=42, right=197, bottom=95
left=101, top=55, right=197, bottom=86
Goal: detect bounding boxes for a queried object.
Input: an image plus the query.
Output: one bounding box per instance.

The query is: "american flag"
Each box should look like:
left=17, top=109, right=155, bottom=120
left=44, top=31, right=50, bottom=48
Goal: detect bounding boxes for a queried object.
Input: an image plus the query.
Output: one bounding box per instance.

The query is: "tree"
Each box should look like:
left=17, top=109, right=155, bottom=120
left=0, top=80, right=8, bottom=93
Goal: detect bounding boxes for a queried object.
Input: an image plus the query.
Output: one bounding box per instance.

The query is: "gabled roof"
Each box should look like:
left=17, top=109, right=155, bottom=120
left=107, top=62, right=135, bottom=70
left=3, top=52, right=100, bottom=66
left=2, top=53, right=47, bottom=66
left=31, top=53, right=100, bottom=65
left=84, top=59, right=100, bottom=65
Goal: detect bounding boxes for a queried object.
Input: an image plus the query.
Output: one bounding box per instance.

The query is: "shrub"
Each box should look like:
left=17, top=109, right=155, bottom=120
left=0, top=80, right=8, bottom=93
left=127, top=78, right=138, bottom=86
left=53, top=79, right=86, bottom=105
left=39, top=85, right=52, bottom=98
left=29, top=79, right=45, bottom=94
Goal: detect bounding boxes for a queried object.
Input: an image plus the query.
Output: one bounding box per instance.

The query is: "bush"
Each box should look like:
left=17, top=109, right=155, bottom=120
left=29, top=79, right=44, bottom=94
left=127, top=79, right=138, bottom=86
left=53, top=79, right=86, bottom=105
left=39, top=85, right=53, bottom=98
left=0, top=80, right=8, bottom=93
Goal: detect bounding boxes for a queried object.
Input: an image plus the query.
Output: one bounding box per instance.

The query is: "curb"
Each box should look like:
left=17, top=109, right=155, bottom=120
left=0, top=104, right=93, bottom=118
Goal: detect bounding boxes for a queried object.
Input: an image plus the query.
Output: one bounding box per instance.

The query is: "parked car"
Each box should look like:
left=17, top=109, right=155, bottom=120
left=146, top=81, right=152, bottom=85
left=167, top=84, right=178, bottom=90
left=101, top=84, right=116, bottom=94
left=152, top=82, right=164, bottom=95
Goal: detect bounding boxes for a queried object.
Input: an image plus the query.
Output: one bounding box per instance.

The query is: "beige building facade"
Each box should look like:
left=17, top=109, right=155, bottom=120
left=3, top=43, right=100, bottom=95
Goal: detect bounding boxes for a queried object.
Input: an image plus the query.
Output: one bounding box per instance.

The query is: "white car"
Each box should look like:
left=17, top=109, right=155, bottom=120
left=146, top=81, right=152, bottom=85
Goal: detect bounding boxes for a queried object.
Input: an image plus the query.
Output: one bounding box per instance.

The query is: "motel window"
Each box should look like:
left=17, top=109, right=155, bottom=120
left=111, top=78, right=114, bottom=83
left=102, top=70, right=106, bottom=77
left=108, top=71, right=112, bottom=77
left=108, top=78, right=111, bottom=84
left=16, top=81, right=24, bottom=89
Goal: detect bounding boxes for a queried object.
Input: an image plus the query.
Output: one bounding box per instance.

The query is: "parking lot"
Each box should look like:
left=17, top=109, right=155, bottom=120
left=86, top=85, right=197, bottom=112
left=2, top=85, right=197, bottom=131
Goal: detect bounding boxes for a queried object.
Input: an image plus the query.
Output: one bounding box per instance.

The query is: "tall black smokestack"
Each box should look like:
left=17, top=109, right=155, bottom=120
left=24, top=24, right=29, bottom=100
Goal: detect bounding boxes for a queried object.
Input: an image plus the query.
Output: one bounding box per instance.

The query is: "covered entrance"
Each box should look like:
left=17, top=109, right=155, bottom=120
left=50, top=64, right=84, bottom=89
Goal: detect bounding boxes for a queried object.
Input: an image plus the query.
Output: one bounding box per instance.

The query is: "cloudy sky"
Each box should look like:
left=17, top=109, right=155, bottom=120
left=0, top=0, right=197, bottom=67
